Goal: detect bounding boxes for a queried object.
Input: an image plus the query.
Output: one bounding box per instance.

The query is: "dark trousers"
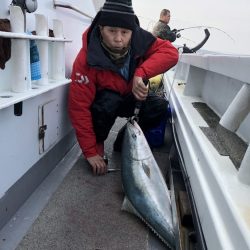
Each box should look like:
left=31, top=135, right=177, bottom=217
left=91, top=89, right=168, bottom=142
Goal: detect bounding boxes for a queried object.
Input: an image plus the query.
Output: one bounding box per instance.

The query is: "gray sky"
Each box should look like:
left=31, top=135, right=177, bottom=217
left=133, top=0, right=250, bottom=55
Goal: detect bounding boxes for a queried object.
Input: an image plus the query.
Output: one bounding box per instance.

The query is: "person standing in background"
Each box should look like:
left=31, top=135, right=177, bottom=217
left=152, top=9, right=180, bottom=42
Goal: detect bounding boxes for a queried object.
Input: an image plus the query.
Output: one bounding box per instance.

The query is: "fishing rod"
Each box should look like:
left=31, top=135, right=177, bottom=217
left=182, top=28, right=210, bottom=53
left=174, top=25, right=235, bottom=43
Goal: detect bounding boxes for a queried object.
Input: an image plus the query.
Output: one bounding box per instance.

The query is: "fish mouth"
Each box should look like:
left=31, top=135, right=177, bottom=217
left=127, top=122, right=142, bottom=138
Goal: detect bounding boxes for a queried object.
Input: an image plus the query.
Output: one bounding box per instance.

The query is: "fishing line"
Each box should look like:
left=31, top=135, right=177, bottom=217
left=177, top=25, right=235, bottom=43
left=163, top=52, right=188, bottom=174
left=178, top=36, right=196, bottom=44
left=165, top=51, right=184, bottom=101
left=136, top=15, right=156, bottom=30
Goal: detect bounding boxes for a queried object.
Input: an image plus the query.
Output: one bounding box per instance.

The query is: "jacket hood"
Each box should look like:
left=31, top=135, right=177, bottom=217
left=85, top=24, right=156, bottom=73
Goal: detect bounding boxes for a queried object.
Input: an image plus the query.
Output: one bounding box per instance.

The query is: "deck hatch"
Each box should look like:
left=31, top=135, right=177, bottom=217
left=38, top=99, right=59, bottom=154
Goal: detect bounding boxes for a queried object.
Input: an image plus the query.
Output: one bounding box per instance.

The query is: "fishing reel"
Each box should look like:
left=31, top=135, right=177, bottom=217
left=172, top=29, right=181, bottom=39
left=11, top=0, right=38, bottom=13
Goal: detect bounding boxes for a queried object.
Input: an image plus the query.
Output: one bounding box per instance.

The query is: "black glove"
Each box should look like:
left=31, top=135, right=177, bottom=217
left=172, top=29, right=178, bottom=33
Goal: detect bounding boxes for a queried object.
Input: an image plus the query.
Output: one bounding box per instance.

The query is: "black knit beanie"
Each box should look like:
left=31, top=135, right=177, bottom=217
left=97, top=0, right=137, bottom=31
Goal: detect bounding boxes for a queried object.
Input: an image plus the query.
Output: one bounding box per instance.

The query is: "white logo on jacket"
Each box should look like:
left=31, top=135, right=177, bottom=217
left=75, top=72, right=89, bottom=84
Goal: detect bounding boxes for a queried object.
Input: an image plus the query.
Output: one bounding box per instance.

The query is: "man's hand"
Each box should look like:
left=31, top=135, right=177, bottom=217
left=132, top=76, right=149, bottom=101
left=172, top=29, right=181, bottom=38
left=87, top=155, right=107, bottom=175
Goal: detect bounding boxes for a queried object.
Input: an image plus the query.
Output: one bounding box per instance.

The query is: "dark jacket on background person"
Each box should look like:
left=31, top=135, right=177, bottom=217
left=152, top=20, right=177, bottom=42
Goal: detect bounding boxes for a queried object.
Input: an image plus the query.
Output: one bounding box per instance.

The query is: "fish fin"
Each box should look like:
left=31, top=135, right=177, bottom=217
left=121, top=196, right=140, bottom=217
left=121, top=196, right=174, bottom=249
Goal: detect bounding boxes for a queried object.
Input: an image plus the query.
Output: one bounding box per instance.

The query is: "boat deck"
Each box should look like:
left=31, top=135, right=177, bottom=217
left=0, top=118, right=173, bottom=250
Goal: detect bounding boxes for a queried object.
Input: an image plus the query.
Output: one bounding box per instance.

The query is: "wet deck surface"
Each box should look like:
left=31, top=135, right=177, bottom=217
left=3, top=118, right=173, bottom=250
left=193, top=102, right=248, bottom=169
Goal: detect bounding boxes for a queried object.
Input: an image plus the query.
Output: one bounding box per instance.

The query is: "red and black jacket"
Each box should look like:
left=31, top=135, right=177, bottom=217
left=68, top=23, right=179, bottom=158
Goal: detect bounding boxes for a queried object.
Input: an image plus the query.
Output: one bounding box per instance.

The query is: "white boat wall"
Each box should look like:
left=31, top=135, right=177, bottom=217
left=0, top=0, right=97, bottom=230
left=1, top=0, right=250, bottom=249
left=165, top=52, right=250, bottom=249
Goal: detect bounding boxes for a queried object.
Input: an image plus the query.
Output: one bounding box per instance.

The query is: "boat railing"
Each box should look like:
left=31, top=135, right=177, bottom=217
left=0, top=5, right=72, bottom=110
left=174, top=53, right=250, bottom=184
left=164, top=53, right=250, bottom=249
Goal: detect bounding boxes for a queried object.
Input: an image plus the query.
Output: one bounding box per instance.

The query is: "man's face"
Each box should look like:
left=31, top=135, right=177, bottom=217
left=163, top=13, right=170, bottom=24
left=99, top=26, right=132, bottom=53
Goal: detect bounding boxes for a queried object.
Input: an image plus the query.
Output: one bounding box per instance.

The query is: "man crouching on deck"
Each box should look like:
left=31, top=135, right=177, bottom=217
left=68, top=0, right=179, bottom=175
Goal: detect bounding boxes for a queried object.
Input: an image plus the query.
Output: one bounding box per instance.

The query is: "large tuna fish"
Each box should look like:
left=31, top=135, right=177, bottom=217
left=121, top=120, right=175, bottom=249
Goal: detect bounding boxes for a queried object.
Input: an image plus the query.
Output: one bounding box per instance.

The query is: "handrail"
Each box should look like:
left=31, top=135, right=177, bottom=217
left=53, top=0, right=94, bottom=19
left=0, top=30, right=72, bottom=42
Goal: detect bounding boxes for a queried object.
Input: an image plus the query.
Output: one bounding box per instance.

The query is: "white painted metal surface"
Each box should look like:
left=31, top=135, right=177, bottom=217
left=165, top=53, right=250, bottom=249
left=0, top=0, right=94, bottom=203
left=0, top=31, right=72, bottom=41
left=220, top=84, right=250, bottom=132
left=238, top=145, right=250, bottom=185
left=9, top=6, right=29, bottom=92
left=1, top=1, right=249, bottom=249
left=35, top=14, right=49, bottom=85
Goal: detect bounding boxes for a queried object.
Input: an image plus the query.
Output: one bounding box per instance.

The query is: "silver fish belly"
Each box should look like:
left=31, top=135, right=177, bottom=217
left=121, top=120, right=175, bottom=249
